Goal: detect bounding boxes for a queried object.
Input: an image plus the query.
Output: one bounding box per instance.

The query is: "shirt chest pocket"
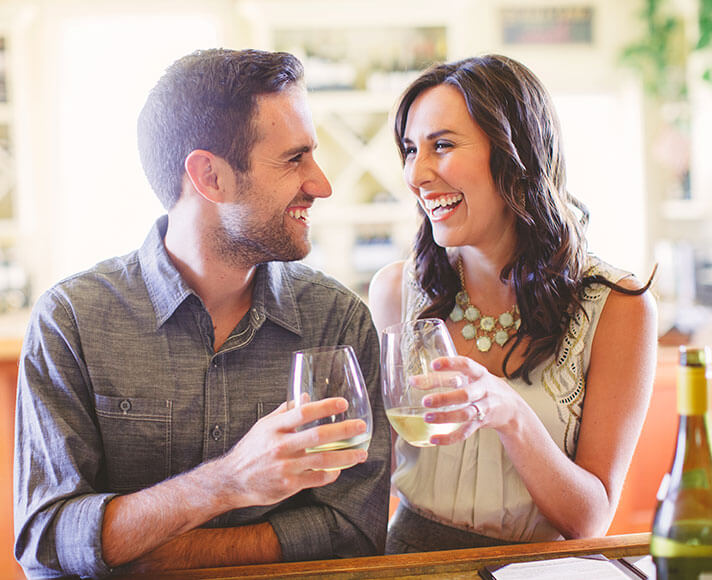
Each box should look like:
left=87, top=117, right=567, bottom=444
left=256, top=401, right=282, bottom=420
left=95, top=394, right=172, bottom=493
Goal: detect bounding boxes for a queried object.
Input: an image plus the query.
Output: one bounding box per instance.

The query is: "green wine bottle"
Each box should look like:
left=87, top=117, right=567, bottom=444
left=651, top=346, right=712, bottom=579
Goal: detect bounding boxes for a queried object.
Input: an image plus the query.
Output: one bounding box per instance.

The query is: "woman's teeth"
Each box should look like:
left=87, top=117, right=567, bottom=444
left=423, top=193, right=463, bottom=213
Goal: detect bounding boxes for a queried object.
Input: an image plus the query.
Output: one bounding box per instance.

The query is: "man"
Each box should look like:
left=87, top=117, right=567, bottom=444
left=14, top=48, right=390, bottom=578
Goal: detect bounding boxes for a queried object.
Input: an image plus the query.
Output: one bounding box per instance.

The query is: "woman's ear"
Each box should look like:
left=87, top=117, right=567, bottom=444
left=184, top=150, right=222, bottom=202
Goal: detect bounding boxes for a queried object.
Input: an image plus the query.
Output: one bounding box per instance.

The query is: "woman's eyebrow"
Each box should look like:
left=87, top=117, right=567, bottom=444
left=403, top=129, right=457, bottom=143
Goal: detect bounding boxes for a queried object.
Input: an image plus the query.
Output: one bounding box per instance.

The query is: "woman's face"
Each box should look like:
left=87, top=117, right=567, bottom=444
left=401, top=84, right=516, bottom=252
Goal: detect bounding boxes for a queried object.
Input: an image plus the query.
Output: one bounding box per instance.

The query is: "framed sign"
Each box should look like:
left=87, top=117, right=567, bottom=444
left=500, top=6, right=594, bottom=45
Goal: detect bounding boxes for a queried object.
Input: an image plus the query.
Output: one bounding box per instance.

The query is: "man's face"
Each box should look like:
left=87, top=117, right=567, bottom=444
left=211, top=84, right=332, bottom=267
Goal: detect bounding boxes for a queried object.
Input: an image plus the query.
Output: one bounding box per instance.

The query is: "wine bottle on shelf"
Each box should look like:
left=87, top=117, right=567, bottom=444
left=651, top=345, right=712, bottom=579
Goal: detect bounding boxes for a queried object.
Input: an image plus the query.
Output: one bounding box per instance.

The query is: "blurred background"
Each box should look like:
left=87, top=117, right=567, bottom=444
left=0, top=0, right=710, bottom=332
left=0, top=0, right=710, bottom=577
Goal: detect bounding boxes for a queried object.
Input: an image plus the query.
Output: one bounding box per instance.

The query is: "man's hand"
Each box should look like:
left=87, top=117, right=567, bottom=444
left=215, top=397, right=369, bottom=510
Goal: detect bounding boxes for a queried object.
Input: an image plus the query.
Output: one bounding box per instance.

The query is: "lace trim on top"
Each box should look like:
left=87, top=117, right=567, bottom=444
left=540, top=261, right=621, bottom=457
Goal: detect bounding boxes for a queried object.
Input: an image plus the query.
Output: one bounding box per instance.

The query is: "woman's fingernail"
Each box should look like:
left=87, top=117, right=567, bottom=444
left=424, top=413, right=434, bottom=422
left=432, top=360, right=442, bottom=370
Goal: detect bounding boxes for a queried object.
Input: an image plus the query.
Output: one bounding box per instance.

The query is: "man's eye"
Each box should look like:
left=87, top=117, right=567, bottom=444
left=290, top=154, right=303, bottom=163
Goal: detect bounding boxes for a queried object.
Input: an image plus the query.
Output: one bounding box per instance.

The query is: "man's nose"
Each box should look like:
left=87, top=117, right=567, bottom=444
left=303, top=160, right=332, bottom=199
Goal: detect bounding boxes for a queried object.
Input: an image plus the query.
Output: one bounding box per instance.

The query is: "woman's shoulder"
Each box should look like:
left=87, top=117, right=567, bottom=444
left=368, top=260, right=407, bottom=332
left=370, top=260, right=406, bottom=295
left=583, top=253, right=656, bottom=292
left=581, top=254, right=657, bottom=331
left=583, top=254, right=631, bottom=284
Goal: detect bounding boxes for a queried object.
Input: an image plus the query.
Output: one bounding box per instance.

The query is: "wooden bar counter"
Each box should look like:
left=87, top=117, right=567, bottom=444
left=113, top=533, right=651, bottom=579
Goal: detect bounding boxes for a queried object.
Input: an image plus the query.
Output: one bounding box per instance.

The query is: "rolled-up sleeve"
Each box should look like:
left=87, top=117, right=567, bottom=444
left=268, top=299, right=390, bottom=560
left=14, top=290, right=115, bottom=579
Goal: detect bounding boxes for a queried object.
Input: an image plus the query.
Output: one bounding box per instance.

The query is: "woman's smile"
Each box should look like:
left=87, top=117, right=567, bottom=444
left=420, top=192, right=464, bottom=221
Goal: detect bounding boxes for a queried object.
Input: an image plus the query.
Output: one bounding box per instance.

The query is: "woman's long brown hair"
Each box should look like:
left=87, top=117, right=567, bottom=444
left=394, top=55, right=653, bottom=383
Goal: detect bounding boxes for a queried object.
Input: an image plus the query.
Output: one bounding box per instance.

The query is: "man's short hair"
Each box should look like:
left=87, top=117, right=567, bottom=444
left=137, top=48, right=304, bottom=209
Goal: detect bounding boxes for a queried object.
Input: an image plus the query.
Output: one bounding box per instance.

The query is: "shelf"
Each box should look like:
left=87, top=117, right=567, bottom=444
left=661, top=198, right=711, bottom=221
left=309, top=90, right=404, bottom=113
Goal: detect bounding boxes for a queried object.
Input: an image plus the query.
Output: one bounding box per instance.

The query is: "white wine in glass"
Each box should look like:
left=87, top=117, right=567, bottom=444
left=381, top=318, right=467, bottom=447
left=288, top=345, right=373, bottom=470
left=385, top=406, right=464, bottom=445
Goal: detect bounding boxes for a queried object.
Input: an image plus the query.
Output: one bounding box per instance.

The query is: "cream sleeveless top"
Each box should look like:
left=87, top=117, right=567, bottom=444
left=393, top=253, right=630, bottom=542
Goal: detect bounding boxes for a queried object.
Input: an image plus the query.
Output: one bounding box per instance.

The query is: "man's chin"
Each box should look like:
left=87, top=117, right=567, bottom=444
left=271, top=241, right=311, bottom=263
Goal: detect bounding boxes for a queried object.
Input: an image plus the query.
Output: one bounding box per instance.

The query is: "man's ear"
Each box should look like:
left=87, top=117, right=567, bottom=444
left=184, top=150, right=222, bottom=202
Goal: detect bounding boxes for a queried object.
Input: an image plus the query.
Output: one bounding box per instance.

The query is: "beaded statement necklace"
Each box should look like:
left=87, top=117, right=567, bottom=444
left=449, top=258, right=521, bottom=353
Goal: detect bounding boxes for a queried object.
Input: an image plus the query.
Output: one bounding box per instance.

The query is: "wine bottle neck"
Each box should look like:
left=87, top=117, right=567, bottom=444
left=679, top=413, right=708, bottom=435
left=672, top=414, right=712, bottom=471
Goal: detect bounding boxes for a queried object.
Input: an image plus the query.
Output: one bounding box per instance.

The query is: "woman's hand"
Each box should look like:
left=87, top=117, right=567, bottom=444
left=417, top=355, right=524, bottom=445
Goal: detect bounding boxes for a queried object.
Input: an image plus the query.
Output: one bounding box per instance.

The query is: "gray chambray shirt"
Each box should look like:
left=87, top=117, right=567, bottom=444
left=14, top=216, right=390, bottom=579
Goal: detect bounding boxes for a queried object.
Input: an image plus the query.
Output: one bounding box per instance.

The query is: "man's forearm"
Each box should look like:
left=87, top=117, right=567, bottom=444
left=121, top=523, right=282, bottom=573
left=102, top=461, right=232, bottom=567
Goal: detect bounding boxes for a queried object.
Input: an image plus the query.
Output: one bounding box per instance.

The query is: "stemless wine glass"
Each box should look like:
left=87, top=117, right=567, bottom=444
left=381, top=318, right=467, bottom=447
left=288, top=345, right=373, bottom=470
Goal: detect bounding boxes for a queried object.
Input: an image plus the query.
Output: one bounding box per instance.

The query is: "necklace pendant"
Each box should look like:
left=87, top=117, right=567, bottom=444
left=480, top=316, right=495, bottom=331
left=494, top=329, right=510, bottom=346
left=476, top=336, right=492, bottom=352
left=462, top=323, right=476, bottom=341
left=450, top=304, right=465, bottom=322
left=455, top=290, right=469, bottom=308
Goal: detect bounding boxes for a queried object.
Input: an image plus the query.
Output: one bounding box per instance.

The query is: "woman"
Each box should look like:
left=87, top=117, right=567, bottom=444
left=369, top=54, right=657, bottom=553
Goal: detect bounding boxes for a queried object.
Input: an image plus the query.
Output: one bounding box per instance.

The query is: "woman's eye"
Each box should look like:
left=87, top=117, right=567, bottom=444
left=403, top=144, right=416, bottom=156
left=434, top=141, right=453, bottom=151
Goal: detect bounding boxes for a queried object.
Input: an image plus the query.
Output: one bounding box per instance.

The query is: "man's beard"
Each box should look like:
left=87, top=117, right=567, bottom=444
left=210, top=207, right=311, bottom=268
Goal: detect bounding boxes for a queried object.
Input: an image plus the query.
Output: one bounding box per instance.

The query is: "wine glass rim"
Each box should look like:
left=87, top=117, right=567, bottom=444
left=292, top=344, right=355, bottom=356
left=382, top=318, right=446, bottom=335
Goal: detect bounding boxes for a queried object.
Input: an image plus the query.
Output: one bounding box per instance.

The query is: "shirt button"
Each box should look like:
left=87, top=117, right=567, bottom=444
left=211, top=425, right=222, bottom=441
left=119, top=399, right=131, bottom=414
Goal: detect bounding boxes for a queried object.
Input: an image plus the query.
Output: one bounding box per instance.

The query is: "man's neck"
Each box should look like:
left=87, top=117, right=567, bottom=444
left=164, top=217, right=257, bottom=351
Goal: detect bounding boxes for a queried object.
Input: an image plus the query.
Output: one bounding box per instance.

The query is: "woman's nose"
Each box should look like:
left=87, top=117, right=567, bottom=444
left=404, top=152, right=434, bottom=191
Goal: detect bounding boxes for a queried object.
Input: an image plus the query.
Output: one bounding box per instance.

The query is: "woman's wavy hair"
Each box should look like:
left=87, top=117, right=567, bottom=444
left=394, top=54, right=651, bottom=383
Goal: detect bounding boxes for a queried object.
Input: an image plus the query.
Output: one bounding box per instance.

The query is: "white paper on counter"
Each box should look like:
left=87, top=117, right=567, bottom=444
left=482, top=554, right=645, bottom=579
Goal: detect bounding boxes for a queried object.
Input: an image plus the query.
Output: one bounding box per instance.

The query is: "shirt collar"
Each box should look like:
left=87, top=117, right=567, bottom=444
left=138, top=216, right=194, bottom=328
left=250, top=261, right=303, bottom=337
left=138, top=216, right=303, bottom=336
